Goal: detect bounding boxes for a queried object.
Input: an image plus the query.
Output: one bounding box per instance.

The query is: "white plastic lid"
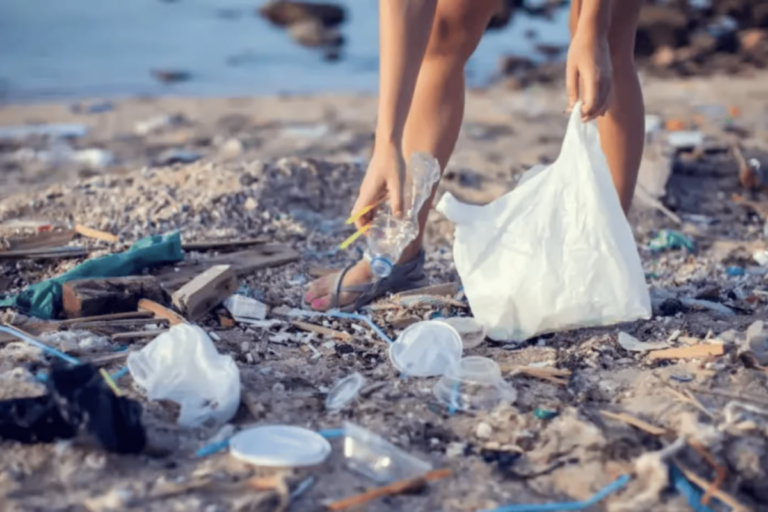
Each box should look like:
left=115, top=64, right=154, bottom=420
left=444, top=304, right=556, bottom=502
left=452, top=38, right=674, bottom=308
left=229, top=425, right=331, bottom=467
left=389, top=320, right=463, bottom=377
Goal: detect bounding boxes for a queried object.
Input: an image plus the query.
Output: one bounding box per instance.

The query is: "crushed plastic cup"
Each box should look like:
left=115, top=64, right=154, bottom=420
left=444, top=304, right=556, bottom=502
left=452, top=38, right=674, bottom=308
left=433, top=356, right=517, bottom=412
left=325, top=372, right=366, bottom=411
left=343, top=422, right=432, bottom=483
left=436, top=316, right=486, bottom=350
left=388, top=320, right=462, bottom=377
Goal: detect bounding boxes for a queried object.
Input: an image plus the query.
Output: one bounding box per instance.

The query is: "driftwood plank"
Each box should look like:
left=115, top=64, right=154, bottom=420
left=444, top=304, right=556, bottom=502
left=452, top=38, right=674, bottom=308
left=62, top=276, right=166, bottom=318
left=158, top=244, right=300, bottom=291
left=171, top=265, right=238, bottom=320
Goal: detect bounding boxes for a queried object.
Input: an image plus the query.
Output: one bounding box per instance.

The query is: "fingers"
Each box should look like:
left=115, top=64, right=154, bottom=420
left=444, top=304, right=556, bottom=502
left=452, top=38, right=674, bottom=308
left=581, top=72, right=612, bottom=122
left=388, top=175, right=404, bottom=217
left=566, top=58, right=579, bottom=113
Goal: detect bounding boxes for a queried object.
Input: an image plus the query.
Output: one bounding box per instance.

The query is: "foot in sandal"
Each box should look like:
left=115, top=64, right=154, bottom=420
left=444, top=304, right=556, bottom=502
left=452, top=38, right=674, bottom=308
left=303, top=251, right=428, bottom=312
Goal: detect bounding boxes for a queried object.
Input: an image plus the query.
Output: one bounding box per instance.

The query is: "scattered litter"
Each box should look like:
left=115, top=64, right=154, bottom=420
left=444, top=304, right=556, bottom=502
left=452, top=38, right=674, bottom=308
left=0, top=232, right=183, bottom=319
left=679, top=298, right=735, bottom=317
left=389, top=321, right=462, bottom=377
left=667, top=131, right=704, bottom=149
left=134, top=114, right=187, bottom=136
left=127, top=324, right=240, bottom=428
left=482, top=474, right=631, bottom=512
left=648, top=343, right=725, bottom=361
left=533, top=408, right=558, bottom=420
left=0, top=123, right=88, bottom=140
left=325, top=372, right=366, bottom=411
left=437, top=104, right=651, bottom=341
left=172, top=265, right=238, bottom=320
left=436, top=316, right=486, bottom=349
left=223, top=294, right=268, bottom=322
left=0, top=324, right=81, bottom=365
left=617, top=331, right=671, bottom=352
left=727, top=266, right=745, bottom=277
left=285, top=308, right=393, bottom=344
left=0, top=363, right=145, bottom=453
left=153, top=149, right=202, bottom=166
left=648, top=229, right=695, bottom=252
left=741, top=320, right=768, bottom=366
left=343, top=422, right=432, bottom=483
left=229, top=425, right=331, bottom=467
left=433, top=356, right=516, bottom=412
left=326, top=468, right=452, bottom=511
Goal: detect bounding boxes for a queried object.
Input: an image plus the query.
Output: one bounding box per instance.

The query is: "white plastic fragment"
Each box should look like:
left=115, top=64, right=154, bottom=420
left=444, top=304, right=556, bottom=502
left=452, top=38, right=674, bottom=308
left=617, top=332, right=671, bottom=352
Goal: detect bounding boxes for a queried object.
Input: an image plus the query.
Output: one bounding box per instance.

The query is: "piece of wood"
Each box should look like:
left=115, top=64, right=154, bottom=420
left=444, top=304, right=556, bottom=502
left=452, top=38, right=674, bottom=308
left=673, top=461, right=749, bottom=512
left=182, top=238, right=266, bottom=252
left=73, top=224, right=119, bottom=243
left=70, top=318, right=169, bottom=330
left=0, top=246, right=88, bottom=260
left=171, top=265, right=238, bottom=320
left=80, top=350, right=134, bottom=367
left=325, top=469, right=452, bottom=511
left=648, top=343, right=725, bottom=361
left=57, top=311, right=154, bottom=326
left=138, top=299, right=188, bottom=326
left=396, top=282, right=461, bottom=298
left=599, top=410, right=668, bottom=436
left=62, top=276, right=166, bottom=318
left=5, top=230, right=76, bottom=251
left=112, top=330, right=167, bottom=341
left=158, top=244, right=300, bottom=291
left=292, top=321, right=353, bottom=341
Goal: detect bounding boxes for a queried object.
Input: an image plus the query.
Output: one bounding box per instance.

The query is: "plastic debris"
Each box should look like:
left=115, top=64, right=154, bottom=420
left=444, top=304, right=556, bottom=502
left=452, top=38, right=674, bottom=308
left=389, top=321, right=463, bottom=377
left=285, top=308, right=393, bottom=344
left=134, top=114, right=186, bottom=136
left=229, top=425, right=331, bottom=467
left=679, top=298, right=735, bottom=317
left=343, top=422, right=432, bottom=483
left=0, top=232, right=183, bottom=319
left=224, top=294, right=268, bottom=322
left=533, top=408, right=559, bottom=420
left=436, top=316, right=486, bottom=350
left=648, top=229, right=695, bottom=252
left=617, top=331, right=671, bottom=352
left=153, top=149, right=202, bottom=166
left=742, top=321, right=768, bottom=366
left=482, top=474, right=631, bottom=512
left=326, top=372, right=366, bottom=411
left=434, top=356, right=516, bottom=412
left=127, top=324, right=241, bottom=428
left=726, top=266, right=745, bottom=277
left=438, top=103, right=651, bottom=342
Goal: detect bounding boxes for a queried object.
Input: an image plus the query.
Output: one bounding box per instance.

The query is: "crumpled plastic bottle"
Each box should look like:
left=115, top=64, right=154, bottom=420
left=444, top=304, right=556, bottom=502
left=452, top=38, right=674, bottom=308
left=366, top=152, right=441, bottom=279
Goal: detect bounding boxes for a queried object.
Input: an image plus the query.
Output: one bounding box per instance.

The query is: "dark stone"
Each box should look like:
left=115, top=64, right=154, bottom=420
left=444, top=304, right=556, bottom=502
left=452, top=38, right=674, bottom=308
left=335, top=343, right=354, bottom=355
left=258, top=0, right=345, bottom=29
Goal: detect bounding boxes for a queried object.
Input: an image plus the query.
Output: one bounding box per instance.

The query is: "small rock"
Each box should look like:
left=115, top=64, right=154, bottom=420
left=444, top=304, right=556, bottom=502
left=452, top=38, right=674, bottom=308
left=476, top=421, right=493, bottom=439
left=335, top=343, right=354, bottom=355
left=244, top=197, right=258, bottom=211
left=220, top=138, right=244, bottom=158
left=658, top=298, right=685, bottom=316
left=272, top=382, right=286, bottom=393
left=445, top=442, right=467, bottom=458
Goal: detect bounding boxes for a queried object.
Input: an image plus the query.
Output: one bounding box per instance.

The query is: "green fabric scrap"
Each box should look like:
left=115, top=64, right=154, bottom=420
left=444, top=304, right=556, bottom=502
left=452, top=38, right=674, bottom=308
left=0, top=232, right=183, bottom=319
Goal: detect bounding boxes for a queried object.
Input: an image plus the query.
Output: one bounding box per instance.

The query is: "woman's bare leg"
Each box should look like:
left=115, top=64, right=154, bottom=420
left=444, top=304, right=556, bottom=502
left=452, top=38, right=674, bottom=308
left=571, top=0, right=645, bottom=213
left=304, top=0, right=499, bottom=310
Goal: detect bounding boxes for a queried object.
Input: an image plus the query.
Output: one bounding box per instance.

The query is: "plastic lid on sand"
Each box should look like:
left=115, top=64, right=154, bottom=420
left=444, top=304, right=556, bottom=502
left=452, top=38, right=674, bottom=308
left=229, top=425, right=331, bottom=467
left=433, top=356, right=517, bottom=412
left=388, top=320, right=462, bottom=377
left=436, top=317, right=487, bottom=350
left=325, top=372, right=366, bottom=411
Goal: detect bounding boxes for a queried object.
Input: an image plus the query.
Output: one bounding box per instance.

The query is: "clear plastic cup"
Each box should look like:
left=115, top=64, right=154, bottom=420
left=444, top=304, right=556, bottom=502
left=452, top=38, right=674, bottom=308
left=388, top=320, right=463, bottom=377
left=433, top=356, right=517, bottom=412
left=325, top=372, right=366, bottom=411
left=436, top=317, right=487, bottom=350
left=343, top=422, right=432, bottom=483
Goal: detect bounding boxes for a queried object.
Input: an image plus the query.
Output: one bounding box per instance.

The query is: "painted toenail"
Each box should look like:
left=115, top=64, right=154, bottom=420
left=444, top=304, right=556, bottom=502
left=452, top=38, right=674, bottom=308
left=311, top=298, right=327, bottom=309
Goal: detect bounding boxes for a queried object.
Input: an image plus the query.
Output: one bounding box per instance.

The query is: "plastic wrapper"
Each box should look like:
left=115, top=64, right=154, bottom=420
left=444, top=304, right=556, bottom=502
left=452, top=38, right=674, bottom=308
left=127, top=324, right=240, bottom=428
left=343, top=422, right=431, bottom=483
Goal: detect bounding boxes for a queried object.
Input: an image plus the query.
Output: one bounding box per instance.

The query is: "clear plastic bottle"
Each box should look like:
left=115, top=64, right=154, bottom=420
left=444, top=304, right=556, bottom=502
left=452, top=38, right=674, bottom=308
left=366, top=152, right=441, bottom=278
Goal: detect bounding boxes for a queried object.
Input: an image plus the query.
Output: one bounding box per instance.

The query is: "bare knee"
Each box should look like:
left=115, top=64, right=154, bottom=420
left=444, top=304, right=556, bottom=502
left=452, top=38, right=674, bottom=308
left=424, top=0, right=498, bottom=62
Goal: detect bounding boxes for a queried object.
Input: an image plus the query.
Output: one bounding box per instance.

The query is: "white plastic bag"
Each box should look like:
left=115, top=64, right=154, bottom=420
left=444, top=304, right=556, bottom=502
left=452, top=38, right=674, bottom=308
left=437, top=103, right=651, bottom=342
left=127, top=324, right=241, bottom=428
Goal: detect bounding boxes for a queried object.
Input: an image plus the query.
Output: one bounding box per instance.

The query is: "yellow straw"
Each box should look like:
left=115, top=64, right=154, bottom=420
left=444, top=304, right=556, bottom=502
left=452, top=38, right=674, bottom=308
left=100, top=368, right=124, bottom=396
left=346, top=204, right=375, bottom=225
left=338, top=224, right=371, bottom=250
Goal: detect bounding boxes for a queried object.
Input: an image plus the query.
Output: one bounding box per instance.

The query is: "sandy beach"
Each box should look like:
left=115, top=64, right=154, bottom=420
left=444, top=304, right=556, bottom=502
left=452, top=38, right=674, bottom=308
left=0, top=68, right=767, bottom=510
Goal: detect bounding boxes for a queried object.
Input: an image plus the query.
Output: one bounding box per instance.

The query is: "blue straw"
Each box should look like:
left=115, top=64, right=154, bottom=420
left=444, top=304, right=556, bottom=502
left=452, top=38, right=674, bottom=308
left=195, top=438, right=230, bottom=458
left=0, top=325, right=81, bottom=365
left=319, top=428, right=345, bottom=439
left=110, top=367, right=129, bottom=380
left=482, top=474, right=631, bottom=512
